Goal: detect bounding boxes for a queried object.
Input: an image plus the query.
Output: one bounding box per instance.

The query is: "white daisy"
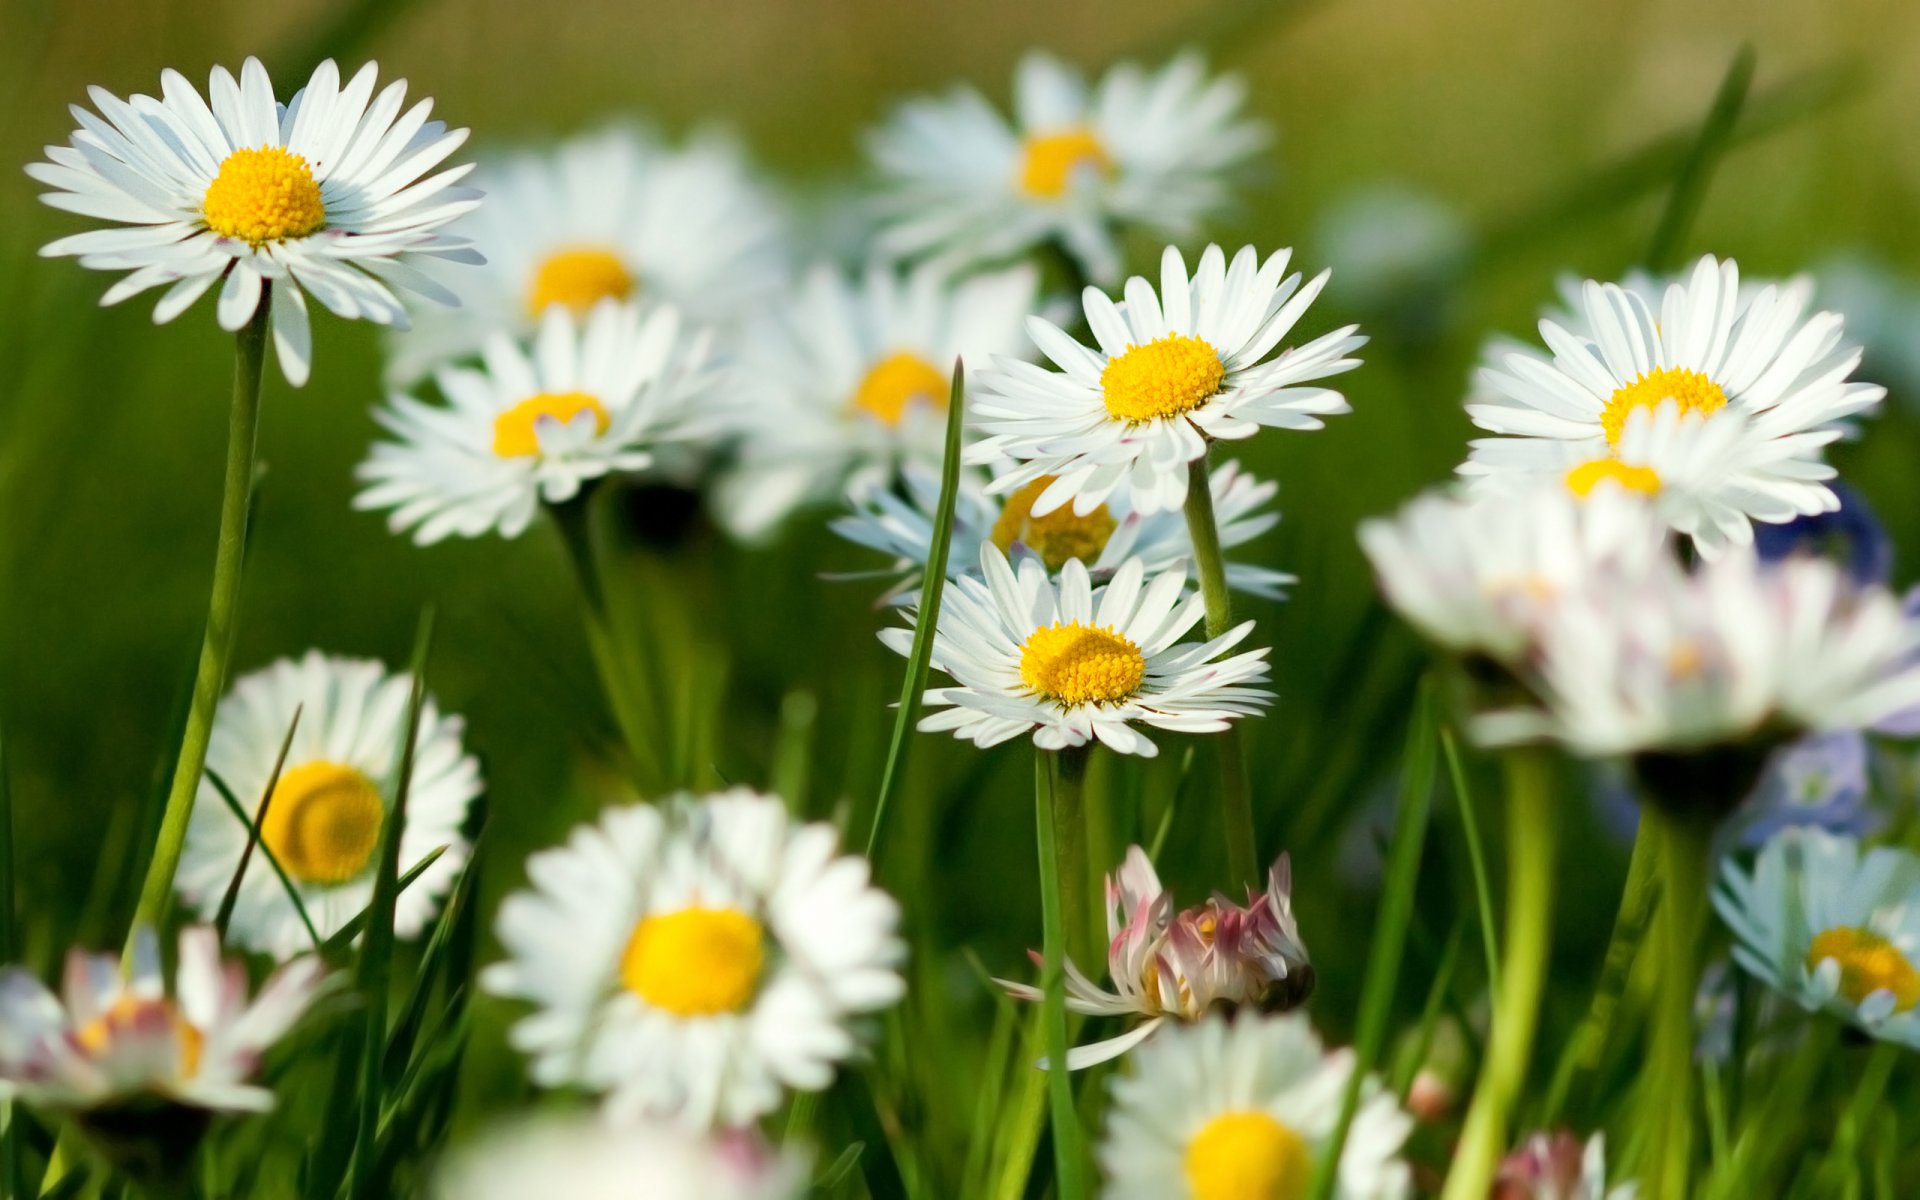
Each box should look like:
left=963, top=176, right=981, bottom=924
left=0, top=926, right=324, bottom=1114
left=1100, top=1012, right=1413, bottom=1200
left=1461, top=255, right=1884, bottom=551
left=356, top=299, right=715, bottom=544
left=30, top=57, right=482, bottom=386
left=712, top=260, right=1036, bottom=541
left=173, top=651, right=483, bottom=961
left=431, top=1117, right=808, bottom=1200
left=971, top=244, right=1364, bottom=518
left=384, top=124, right=788, bottom=384
left=1715, top=828, right=1920, bottom=1048
left=880, top=544, right=1270, bottom=756
left=480, top=789, right=905, bottom=1129
left=867, top=51, right=1265, bottom=284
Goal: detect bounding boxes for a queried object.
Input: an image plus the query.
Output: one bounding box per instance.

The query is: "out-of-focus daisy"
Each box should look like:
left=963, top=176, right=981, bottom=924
left=972, top=244, right=1364, bottom=517
left=356, top=300, right=714, bottom=544
left=1495, top=1131, right=1636, bottom=1200
left=384, top=125, right=787, bottom=384
left=1460, top=255, right=1884, bottom=552
left=867, top=51, right=1265, bottom=285
left=834, top=458, right=1289, bottom=601
left=1101, top=1012, right=1412, bottom=1200
left=1737, top=729, right=1875, bottom=847
left=1715, top=828, right=1920, bottom=1048
left=174, top=651, right=482, bottom=960
left=431, top=1117, right=808, bottom=1200
left=881, top=545, right=1270, bottom=756
left=1000, top=845, right=1311, bottom=1067
left=712, top=261, right=1035, bottom=540
left=30, top=57, right=481, bottom=386
left=0, top=926, right=324, bottom=1115
left=480, top=789, right=905, bottom=1128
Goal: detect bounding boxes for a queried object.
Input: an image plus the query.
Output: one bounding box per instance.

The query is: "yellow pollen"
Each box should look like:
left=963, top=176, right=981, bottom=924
left=1019, top=621, right=1145, bottom=707
left=620, top=907, right=766, bottom=1017
left=527, top=247, right=636, bottom=316
left=1018, top=127, right=1113, bottom=199
left=1600, top=366, right=1727, bottom=447
left=260, top=761, right=385, bottom=886
left=1807, top=927, right=1920, bottom=1012
left=75, top=995, right=206, bottom=1077
left=1566, top=459, right=1663, bottom=497
left=1185, top=1110, right=1312, bottom=1200
left=492, top=391, right=612, bottom=458
left=990, top=477, right=1118, bottom=571
left=1102, top=335, right=1226, bottom=424
left=202, top=146, right=326, bottom=246
left=852, top=352, right=949, bottom=426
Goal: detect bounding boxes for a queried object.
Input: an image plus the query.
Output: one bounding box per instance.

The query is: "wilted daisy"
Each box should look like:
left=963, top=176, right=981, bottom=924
left=432, top=1117, right=808, bottom=1200
left=385, top=124, right=787, bottom=384
left=1101, top=1012, right=1412, bottom=1200
left=1000, top=845, right=1311, bottom=1067
left=1495, top=1131, right=1635, bottom=1200
left=712, top=261, right=1035, bottom=540
left=971, top=244, right=1364, bottom=517
left=868, top=51, right=1264, bottom=284
left=30, top=57, right=481, bottom=386
left=356, top=300, right=714, bottom=543
left=881, top=545, right=1270, bottom=756
left=173, top=651, right=483, bottom=960
left=481, top=789, right=905, bottom=1128
left=1716, top=828, right=1920, bottom=1047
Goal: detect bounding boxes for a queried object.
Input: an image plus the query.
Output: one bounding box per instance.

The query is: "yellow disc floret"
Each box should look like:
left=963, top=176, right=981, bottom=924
left=492, top=391, right=612, bottom=458
left=1019, top=622, right=1146, bottom=707
left=1565, top=459, right=1663, bottom=498
left=1807, top=926, right=1920, bottom=1012
left=990, top=478, right=1118, bottom=572
left=76, top=995, right=205, bottom=1077
left=621, top=907, right=767, bottom=1017
left=1599, top=366, right=1727, bottom=447
left=852, top=352, right=949, bottom=426
left=202, top=146, right=326, bottom=246
left=1018, top=127, right=1113, bottom=199
left=261, top=761, right=386, bottom=886
left=528, top=248, right=636, bottom=316
left=1101, top=334, right=1226, bottom=424
left=1184, top=1110, right=1313, bottom=1200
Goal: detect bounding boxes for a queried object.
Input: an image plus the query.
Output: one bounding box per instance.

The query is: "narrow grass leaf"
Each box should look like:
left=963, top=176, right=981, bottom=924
left=206, top=767, right=322, bottom=952
left=1644, top=44, right=1757, bottom=269
left=1442, top=726, right=1500, bottom=1008
left=319, top=845, right=449, bottom=963
left=213, top=704, right=301, bottom=940
left=381, top=827, right=485, bottom=1093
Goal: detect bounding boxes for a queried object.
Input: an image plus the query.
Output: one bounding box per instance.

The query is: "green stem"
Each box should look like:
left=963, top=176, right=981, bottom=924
left=1035, top=750, right=1086, bottom=1200
left=1181, top=453, right=1258, bottom=888
left=1052, top=746, right=1092, bottom=967
left=1641, top=802, right=1713, bottom=1200
left=1440, top=749, right=1558, bottom=1200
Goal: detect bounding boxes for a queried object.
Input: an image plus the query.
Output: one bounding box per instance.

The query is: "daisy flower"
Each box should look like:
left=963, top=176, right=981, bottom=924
left=1100, top=1012, right=1413, bottom=1200
left=431, top=1117, right=808, bottom=1200
left=480, top=789, right=905, bottom=1128
left=1715, top=828, right=1920, bottom=1048
left=867, top=50, right=1265, bottom=284
left=384, top=124, right=787, bottom=384
left=1496, top=1131, right=1636, bottom=1200
left=356, top=300, right=715, bottom=543
left=712, top=261, right=1035, bottom=540
left=971, top=244, right=1364, bottom=517
left=1000, top=845, right=1311, bottom=1067
left=880, top=544, right=1270, bottom=756
left=30, top=57, right=482, bottom=386
left=1461, top=255, right=1884, bottom=552
left=0, top=925, right=325, bottom=1115
left=173, top=652, right=483, bottom=961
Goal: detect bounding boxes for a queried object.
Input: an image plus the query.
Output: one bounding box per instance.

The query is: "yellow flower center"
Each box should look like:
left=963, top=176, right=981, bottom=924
left=990, top=477, right=1118, bottom=571
left=1599, top=366, right=1727, bottom=448
left=1807, top=926, right=1920, bottom=1012
left=852, top=352, right=949, bottom=426
left=1565, top=459, right=1663, bottom=497
left=492, top=391, right=612, bottom=458
left=620, top=907, right=767, bottom=1017
left=202, top=146, right=326, bottom=246
left=1019, top=127, right=1114, bottom=199
left=76, top=996, right=206, bottom=1077
left=260, top=761, right=386, bottom=886
left=1102, top=335, right=1226, bottom=424
left=527, top=247, right=636, bottom=317
left=1019, top=622, right=1145, bottom=707
left=1184, top=1110, right=1312, bottom=1200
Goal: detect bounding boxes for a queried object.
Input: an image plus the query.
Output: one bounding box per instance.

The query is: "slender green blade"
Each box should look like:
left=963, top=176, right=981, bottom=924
left=317, top=846, right=450, bottom=962
left=206, top=767, right=322, bottom=952
left=1645, top=44, right=1757, bottom=269
left=380, top=828, right=485, bottom=1093
left=1442, top=726, right=1500, bottom=1009
left=214, top=704, right=302, bottom=940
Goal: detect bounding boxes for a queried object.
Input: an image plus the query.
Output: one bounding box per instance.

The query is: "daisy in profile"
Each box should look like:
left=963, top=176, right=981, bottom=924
left=1716, top=828, right=1920, bottom=1047
left=481, top=789, right=905, bottom=1128
left=1460, top=255, right=1884, bottom=551
left=432, top=1117, right=808, bottom=1200
left=867, top=51, right=1265, bottom=284
left=1101, top=1012, right=1412, bottom=1200
left=971, top=244, right=1364, bottom=518
left=173, top=652, right=483, bottom=960
left=30, top=57, right=481, bottom=386
left=881, top=544, right=1270, bottom=756
left=356, top=300, right=714, bottom=544
left=713, top=261, right=1035, bottom=540
left=384, top=124, right=788, bottom=384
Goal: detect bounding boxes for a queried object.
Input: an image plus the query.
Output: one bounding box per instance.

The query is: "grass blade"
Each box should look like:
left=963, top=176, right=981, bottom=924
left=380, top=828, right=485, bottom=1093
left=1644, top=44, right=1757, bottom=269
left=206, top=767, right=323, bottom=952
left=318, top=845, right=450, bottom=963
left=1442, top=726, right=1500, bottom=1008
left=1, top=729, right=23, bottom=1200
left=213, top=704, right=302, bottom=941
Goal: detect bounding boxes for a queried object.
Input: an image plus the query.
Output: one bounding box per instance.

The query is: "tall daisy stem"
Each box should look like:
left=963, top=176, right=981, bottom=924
left=1052, top=745, right=1092, bottom=966
left=1181, top=453, right=1258, bottom=888
left=1036, top=749, right=1087, bottom=1200
left=1641, top=801, right=1712, bottom=1200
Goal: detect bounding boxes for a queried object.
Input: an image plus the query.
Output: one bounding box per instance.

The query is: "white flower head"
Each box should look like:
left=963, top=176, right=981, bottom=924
left=971, top=244, right=1364, bottom=518
left=431, top=1117, right=808, bottom=1200
left=31, top=57, right=483, bottom=385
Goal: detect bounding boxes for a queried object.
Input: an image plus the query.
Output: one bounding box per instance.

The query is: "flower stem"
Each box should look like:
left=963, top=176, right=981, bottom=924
left=1440, top=748, right=1558, bottom=1200
left=1052, top=746, right=1092, bottom=966
left=1181, top=452, right=1258, bottom=888
left=1035, top=749, right=1087, bottom=1200
left=1641, top=801, right=1712, bottom=1200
